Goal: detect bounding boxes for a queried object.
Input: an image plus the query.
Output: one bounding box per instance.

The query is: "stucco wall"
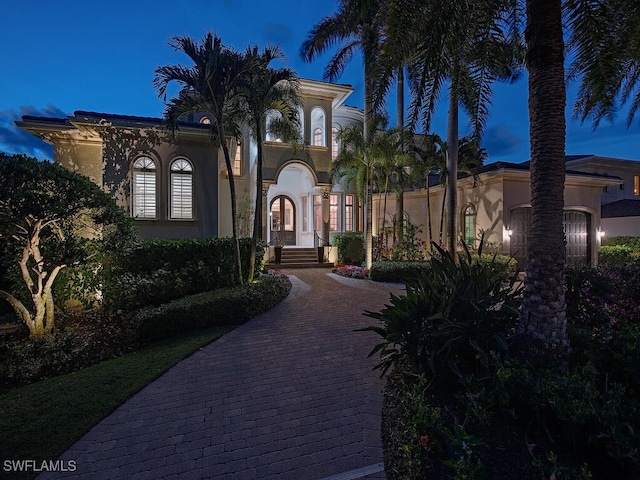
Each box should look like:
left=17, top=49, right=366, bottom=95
left=601, top=216, right=640, bottom=236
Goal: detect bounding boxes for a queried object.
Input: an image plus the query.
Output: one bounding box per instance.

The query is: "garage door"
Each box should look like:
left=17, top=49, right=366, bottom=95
left=510, top=208, right=590, bottom=267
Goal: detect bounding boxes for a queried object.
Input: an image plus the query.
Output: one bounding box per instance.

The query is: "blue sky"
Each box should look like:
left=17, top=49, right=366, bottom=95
left=1, top=0, right=638, bottom=163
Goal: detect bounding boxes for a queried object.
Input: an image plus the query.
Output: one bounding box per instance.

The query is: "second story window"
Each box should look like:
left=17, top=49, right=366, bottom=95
left=331, top=126, right=339, bottom=160
left=265, top=110, right=283, bottom=142
left=311, top=107, right=325, bottom=146
left=132, top=156, right=156, bottom=219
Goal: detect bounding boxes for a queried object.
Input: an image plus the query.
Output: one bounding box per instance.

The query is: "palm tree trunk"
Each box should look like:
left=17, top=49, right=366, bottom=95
left=219, top=127, right=243, bottom=285
left=364, top=69, right=374, bottom=269
left=439, top=181, right=446, bottom=245
left=395, top=67, right=405, bottom=247
left=426, top=175, right=433, bottom=251
left=446, top=83, right=459, bottom=257
left=249, top=130, right=265, bottom=283
left=519, top=0, right=568, bottom=352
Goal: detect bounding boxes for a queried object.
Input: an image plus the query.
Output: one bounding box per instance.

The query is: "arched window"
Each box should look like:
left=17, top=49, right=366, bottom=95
left=132, top=156, right=157, bottom=219
left=462, top=204, right=476, bottom=246
left=311, top=107, right=325, bottom=146
left=265, top=110, right=283, bottom=142
left=170, top=158, right=193, bottom=219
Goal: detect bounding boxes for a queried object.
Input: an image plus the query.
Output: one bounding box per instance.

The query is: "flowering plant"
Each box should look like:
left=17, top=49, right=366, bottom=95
left=332, top=264, right=369, bottom=279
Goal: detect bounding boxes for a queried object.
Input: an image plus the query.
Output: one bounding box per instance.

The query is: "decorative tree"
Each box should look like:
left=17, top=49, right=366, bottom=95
left=0, top=153, right=133, bottom=338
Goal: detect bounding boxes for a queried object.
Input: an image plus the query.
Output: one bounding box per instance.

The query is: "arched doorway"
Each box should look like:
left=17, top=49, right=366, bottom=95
left=270, top=195, right=296, bottom=245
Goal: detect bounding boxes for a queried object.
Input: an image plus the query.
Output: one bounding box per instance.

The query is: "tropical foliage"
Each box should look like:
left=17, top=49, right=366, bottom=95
left=154, top=33, right=250, bottom=284
left=0, top=153, right=133, bottom=338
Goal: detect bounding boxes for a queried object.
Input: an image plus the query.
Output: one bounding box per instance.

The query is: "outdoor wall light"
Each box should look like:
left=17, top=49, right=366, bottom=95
left=506, top=226, right=513, bottom=237
left=598, top=228, right=605, bottom=240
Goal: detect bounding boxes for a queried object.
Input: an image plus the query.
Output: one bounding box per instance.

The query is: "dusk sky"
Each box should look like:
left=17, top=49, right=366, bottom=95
left=1, top=0, right=639, bottom=163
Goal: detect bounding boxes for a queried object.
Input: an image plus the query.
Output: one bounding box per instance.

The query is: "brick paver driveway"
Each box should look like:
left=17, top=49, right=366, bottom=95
left=40, top=269, right=403, bottom=480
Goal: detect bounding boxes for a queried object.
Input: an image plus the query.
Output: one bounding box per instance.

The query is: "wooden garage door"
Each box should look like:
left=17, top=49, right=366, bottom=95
left=510, top=208, right=590, bottom=268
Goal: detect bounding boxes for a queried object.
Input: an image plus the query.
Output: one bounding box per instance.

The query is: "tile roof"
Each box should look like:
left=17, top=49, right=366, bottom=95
left=602, top=199, right=640, bottom=218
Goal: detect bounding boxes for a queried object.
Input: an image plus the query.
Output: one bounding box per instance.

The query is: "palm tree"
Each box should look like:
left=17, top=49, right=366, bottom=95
left=518, top=0, right=569, bottom=352
left=567, top=0, right=640, bottom=128
left=379, top=0, right=524, bottom=256
left=301, top=0, right=386, bottom=268
left=154, top=33, right=250, bottom=285
left=237, top=45, right=301, bottom=282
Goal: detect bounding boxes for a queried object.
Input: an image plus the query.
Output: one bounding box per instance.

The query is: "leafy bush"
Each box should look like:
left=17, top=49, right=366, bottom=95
left=599, top=244, right=640, bottom=266
left=363, top=244, right=522, bottom=382
left=103, top=238, right=265, bottom=312
left=333, top=233, right=365, bottom=265
left=134, top=273, right=291, bottom=343
left=369, top=261, right=430, bottom=282
left=600, top=236, right=640, bottom=266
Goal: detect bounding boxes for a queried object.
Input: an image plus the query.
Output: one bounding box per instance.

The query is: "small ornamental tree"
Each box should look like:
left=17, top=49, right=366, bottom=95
left=0, top=153, right=133, bottom=338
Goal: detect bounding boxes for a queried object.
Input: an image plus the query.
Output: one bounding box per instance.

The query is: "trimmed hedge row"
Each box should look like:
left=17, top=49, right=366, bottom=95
left=103, top=237, right=265, bottom=312
left=134, top=274, right=291, bottom=343
left=369, top=261, right=431, bottom=282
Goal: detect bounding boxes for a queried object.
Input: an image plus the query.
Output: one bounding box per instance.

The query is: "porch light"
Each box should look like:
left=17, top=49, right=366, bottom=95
left=506, top=226, right=513, bottom=237
left=598, top=228, right=605, bottom=240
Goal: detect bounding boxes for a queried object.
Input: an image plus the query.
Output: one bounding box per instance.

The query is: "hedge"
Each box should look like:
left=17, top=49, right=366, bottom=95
left=133, top=274, right=291, bottom=343
left=369, top=261, right=431, bottom=282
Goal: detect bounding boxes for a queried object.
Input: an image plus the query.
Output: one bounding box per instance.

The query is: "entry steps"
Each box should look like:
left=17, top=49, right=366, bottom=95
left=265, top=247, right=334, bottom=269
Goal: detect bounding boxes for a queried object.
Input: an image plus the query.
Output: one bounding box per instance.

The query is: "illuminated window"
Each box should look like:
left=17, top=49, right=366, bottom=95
left=463, top=204, right=477, bottom=246
left=313, top=195, right=322, bottom=231
left=233, top=141, right=242, bottom=176
left=311, top=107, right=325, bottom=146
left=170, top=158, right=193, bottom=219
left=635, top=175, right=640, bottom=196
left=345, top=194, right=354, bottom=231
left=330, top=194, right=339, bottom=231
left=132, top=156, right=156, bottom=219
left=302, top=195, right=308, bottom=231
left=199, top=116, right=211, bottom=125
left=331, top=126, right=339, bottom=160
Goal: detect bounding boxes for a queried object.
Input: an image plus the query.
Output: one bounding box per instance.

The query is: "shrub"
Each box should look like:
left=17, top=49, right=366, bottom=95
left=333, top=233, right=365, bottom=265
left=599, top=244, right=640, bottom=266
left=134, top=273, right=291, bottom=343
left=362, top=244, right=522, bottom=382
left=369, top=261, right=430, bottom=282
left=103, top=238, right=265, bottom=312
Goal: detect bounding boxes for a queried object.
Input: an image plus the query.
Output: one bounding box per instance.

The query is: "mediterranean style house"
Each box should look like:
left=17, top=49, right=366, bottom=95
left=16, top=79, right=363, bottom=256
left=15, top=77, right=638, bottom=266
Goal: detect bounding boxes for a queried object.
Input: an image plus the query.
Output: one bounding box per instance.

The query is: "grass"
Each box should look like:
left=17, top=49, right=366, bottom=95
left=0, top=324, right=236, bottom=480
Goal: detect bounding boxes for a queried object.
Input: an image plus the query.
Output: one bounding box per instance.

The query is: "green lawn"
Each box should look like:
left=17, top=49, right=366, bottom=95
left=0, top=325, right=236, bottom=480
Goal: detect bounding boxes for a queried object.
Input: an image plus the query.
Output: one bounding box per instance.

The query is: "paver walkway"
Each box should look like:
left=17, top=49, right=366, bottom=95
left=40, top=269, right=403, bottom=480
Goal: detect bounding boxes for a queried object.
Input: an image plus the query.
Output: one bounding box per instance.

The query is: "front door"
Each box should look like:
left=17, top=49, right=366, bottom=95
left=270, top=195, right=296, bottom=245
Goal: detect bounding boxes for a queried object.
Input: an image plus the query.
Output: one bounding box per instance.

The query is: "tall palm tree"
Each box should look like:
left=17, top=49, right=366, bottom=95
left=301, top=0, right=386, bottom=268
left=518, top=0, right=569, bottom=352
left=567, top=0, right=640, bottom=128
left=154, top=33, right=250, bottom=285
left=237, top=45, right=301, bottom=282
left=380, top=0, right=524, bottom=256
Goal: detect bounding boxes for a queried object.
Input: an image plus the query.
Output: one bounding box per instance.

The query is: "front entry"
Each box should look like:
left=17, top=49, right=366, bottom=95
left=270, top=195, right=296, bottom=245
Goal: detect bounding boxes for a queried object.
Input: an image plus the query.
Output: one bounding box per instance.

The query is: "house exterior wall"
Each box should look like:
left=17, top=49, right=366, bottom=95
left=602, top=216, right=640, bottom=236
left=374, top=167, right=614, bottom=265
left=567, top=156, right=640, bottom=204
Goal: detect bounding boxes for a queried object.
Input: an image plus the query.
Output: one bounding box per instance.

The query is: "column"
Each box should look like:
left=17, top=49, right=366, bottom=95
left=321, top=186, right=331, bottom=244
